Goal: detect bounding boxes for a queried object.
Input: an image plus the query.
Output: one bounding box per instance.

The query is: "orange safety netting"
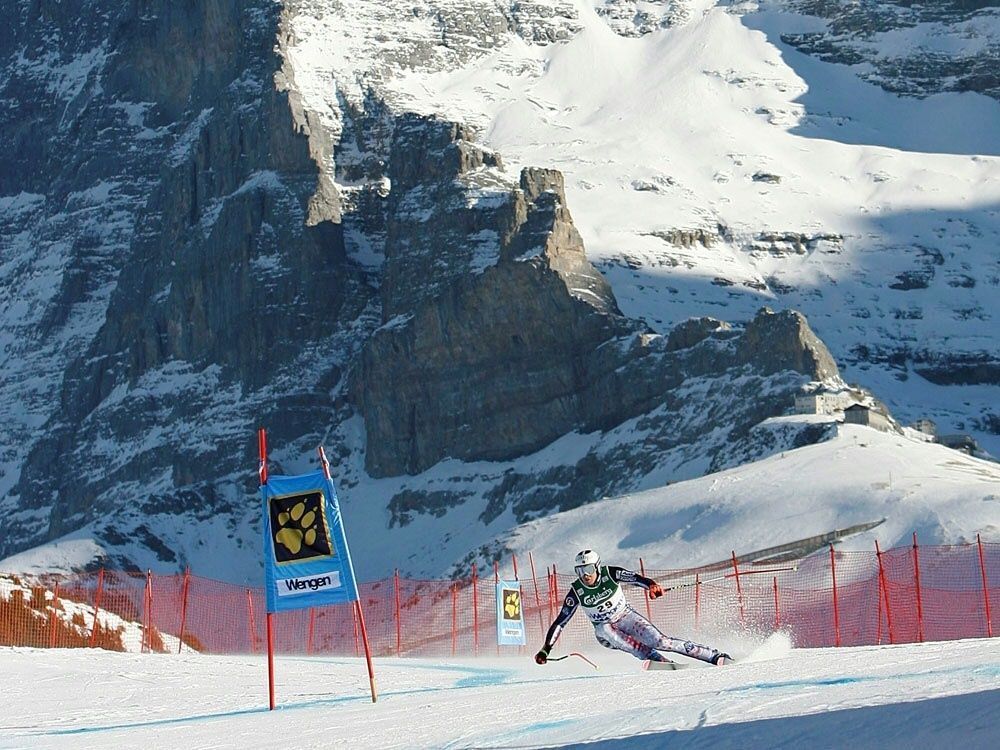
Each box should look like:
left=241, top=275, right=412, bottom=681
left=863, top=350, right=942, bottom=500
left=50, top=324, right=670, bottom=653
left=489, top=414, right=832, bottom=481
left=1, top=541, right=997, bottom=655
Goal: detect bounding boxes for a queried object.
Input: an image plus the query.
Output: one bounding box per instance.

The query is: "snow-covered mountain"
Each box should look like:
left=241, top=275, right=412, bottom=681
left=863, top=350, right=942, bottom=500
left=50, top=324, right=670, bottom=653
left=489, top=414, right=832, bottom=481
left=1, top=0, right=997, bottom=582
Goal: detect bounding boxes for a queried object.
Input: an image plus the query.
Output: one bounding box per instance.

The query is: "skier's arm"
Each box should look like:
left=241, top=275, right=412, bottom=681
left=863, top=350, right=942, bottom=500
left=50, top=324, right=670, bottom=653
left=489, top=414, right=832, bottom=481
left=608, top=566, right=663, bottom=598
left=536, top=589, right=580, bottom=662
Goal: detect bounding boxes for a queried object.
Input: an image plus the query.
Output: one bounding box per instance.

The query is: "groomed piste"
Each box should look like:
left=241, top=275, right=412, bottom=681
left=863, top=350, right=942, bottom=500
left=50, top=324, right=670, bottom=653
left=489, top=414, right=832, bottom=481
left=2, top=635, right=998, bottom=748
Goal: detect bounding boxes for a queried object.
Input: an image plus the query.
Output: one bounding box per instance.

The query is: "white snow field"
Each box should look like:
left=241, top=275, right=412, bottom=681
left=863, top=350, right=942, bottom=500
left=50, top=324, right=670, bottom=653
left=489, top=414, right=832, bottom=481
left=2, top=636, right=998, bottom=749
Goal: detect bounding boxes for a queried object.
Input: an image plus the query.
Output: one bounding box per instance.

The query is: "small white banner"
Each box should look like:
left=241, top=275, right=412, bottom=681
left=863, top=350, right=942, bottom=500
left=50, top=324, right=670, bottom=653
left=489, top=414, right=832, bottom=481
left=276, top=571, right=342, bottom=597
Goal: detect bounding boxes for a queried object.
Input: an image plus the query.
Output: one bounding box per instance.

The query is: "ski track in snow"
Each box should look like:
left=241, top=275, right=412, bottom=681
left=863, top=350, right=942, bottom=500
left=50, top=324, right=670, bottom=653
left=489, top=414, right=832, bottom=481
left=2, top=637, right=999, bottom=748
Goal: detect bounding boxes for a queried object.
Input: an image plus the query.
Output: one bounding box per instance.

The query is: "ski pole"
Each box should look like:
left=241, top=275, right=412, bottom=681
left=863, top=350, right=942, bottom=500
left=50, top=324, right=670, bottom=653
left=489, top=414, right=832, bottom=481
left=546, top=652, right=599, bottom=670
left=662, top=565, right=799, bottom=593
left=662, top=574, right=728, bottom=592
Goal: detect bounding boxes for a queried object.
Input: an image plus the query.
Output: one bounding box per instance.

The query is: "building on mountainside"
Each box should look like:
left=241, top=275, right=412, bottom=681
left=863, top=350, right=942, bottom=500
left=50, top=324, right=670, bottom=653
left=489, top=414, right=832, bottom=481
left=936, top=434, right=981, bottom=456
left=794, top=390, right=857, bottom=416
left=911, top=419, right=937, bottom=437
left=843, top=404, right=896, bottom=433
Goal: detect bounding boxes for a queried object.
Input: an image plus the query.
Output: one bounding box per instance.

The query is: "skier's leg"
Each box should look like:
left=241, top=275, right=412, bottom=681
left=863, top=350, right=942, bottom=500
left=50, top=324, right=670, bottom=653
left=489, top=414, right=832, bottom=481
left=593, top=622, right=657, bottom=661
left=615, top=609, right=724, bottom=664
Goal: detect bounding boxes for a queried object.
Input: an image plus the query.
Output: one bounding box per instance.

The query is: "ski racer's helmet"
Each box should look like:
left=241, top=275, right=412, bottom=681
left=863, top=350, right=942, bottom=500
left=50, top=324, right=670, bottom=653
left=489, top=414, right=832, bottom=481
left=574, top=549, right=600, bottom=580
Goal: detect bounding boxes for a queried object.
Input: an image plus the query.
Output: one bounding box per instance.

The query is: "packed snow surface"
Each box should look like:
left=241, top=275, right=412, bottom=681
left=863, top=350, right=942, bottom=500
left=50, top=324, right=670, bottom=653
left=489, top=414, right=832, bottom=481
left=503, top=424, right=1000, bottom=573
left=2, top=636, right=998, bottom=748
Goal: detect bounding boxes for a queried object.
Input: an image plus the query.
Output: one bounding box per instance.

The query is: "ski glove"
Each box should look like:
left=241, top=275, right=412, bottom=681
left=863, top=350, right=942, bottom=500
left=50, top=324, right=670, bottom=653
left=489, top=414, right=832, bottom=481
left=535, top=646, right=551, bottom=664
left=648, top=582, right=664, bottom=599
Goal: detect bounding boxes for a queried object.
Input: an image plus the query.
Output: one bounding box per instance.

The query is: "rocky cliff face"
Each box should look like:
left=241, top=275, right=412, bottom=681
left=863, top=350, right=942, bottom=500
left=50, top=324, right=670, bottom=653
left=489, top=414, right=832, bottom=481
left=777, top=0, right=1000, bottom=100
left=1, top=0, right=373, bottom=565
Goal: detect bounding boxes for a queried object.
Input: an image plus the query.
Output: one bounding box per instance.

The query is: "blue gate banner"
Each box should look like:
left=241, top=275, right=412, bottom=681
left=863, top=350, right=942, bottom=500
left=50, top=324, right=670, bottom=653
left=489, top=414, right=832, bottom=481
left=496, top=580, right=526, bottom=646
left=261, top=470, right=360, bottom=613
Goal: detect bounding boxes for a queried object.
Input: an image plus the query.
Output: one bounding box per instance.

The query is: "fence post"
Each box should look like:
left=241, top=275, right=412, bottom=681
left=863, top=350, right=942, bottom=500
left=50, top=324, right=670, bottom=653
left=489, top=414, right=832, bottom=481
left=472, top=563, right=479, bottom=656
left=177, top=568, right=191, bottom=654
left=494, top=561, right=500, bottom=656
left=246, top=588, right=257, bottom=654
left=694, top=573, right=700, bottom=629
left=731, top=551, right=745, bottom=627
left=773, top=576, right=781, bottom=631
left=639, top=558, right=653, bottom=623
left=49, top=581, right=60, bottom=648
left=394, top=569, right=402, bottom=657
left=546, top=567, right=554, bottom=622
left=144, top=570, right=153, bottom=653
left=875, top=540, right=895, bottom=644
left=529, top=552, right=544, bottom=636
left=912, top=532, right=924, bottom=643
left=307, top=608, right=316, bottom=655
left=978, top=534, right=993, bottom=638
left=451, top=582, right=458, bottom=657
left=830, top=545, right=841, bottom=647
left=876, top=565, right=883, bottom=645
left=89, top=568, right=105, bottom=648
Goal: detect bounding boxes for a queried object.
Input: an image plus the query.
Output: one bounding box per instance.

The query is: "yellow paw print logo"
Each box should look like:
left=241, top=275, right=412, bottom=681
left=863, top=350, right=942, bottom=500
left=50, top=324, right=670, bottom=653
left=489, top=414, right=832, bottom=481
left=503, top=590, right=521, bottom=619
left=275, top=501, right=318, bottom=555
left=269, top=491, right=332, bottom=563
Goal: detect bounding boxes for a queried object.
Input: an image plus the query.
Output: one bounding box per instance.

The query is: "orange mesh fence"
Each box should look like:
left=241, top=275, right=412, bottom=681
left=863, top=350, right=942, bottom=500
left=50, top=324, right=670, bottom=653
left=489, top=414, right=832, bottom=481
left=2, top=541, right=997, bottom=655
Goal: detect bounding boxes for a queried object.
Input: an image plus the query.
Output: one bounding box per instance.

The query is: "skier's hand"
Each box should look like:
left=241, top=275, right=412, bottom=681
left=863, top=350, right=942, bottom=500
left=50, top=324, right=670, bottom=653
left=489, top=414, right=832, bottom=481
left=648, top=582, right=664, bottom=599
left=534, top=647, right=550, bottom=665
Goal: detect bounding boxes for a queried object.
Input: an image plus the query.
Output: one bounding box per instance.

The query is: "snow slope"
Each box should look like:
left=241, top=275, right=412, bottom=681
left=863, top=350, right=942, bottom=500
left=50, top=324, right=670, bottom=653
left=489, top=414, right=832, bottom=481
left=498, top=423, right=1000, bottom=573
left=2, top=637, right=998, bottom=748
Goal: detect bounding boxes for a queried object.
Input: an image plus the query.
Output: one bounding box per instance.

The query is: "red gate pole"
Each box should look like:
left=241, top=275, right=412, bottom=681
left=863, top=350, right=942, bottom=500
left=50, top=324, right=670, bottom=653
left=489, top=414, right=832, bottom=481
left=352, top=600, right=360, bottom=656
left=393, top=569, right=402, bottom=657
left=307, top=608, right=316, bottom=655
left=731, top=551, right=745, bottom=627
left=912, top=532, right=925, bottom=643
left=876, top=540, right=895, bottom=644
left=472, top=563, right=479, bottom=656
left=552, top=564, right=559, bottom=603
left=773, top=576, right=781, bottom=631
left=694, top=573, right=700, bottom=629
left=528, top=552, right=544, bottom=636
left=258, top=427, right=276, bottom=711
left=353, top=600, right=378, bottom=702
left=977, top=534, right=993, bottom=637
left=830, top=545, right=841, bottom=647
left=451, top=583, right=458, bottom=657
left=639, top=558, right=654, bottom=622
left=317, top=444, right=375, bottom=701
left=177, top=568, right=191, bottom=654
left=89, top=568, right=105, bottom=648
left=266, top=612, right=276, bottom=705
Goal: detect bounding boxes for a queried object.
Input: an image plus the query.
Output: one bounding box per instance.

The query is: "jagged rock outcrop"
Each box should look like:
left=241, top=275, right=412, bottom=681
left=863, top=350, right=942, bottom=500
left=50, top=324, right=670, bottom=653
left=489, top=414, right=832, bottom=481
left=737, top=307, right=841, bottom=382
left=354, top=148, right=844, bottom=479
left=353, top=161, right=639, bottom=476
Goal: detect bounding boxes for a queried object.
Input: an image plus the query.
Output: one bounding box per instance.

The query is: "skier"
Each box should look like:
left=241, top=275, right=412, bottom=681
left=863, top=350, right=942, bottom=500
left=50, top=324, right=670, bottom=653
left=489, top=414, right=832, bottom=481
left=534, top=549, right=731, bottom=667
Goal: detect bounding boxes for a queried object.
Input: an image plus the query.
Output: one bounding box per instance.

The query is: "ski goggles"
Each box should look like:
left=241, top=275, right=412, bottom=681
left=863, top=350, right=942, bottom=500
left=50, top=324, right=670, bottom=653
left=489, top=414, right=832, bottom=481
left=575, top=563, right=599, bottom=579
